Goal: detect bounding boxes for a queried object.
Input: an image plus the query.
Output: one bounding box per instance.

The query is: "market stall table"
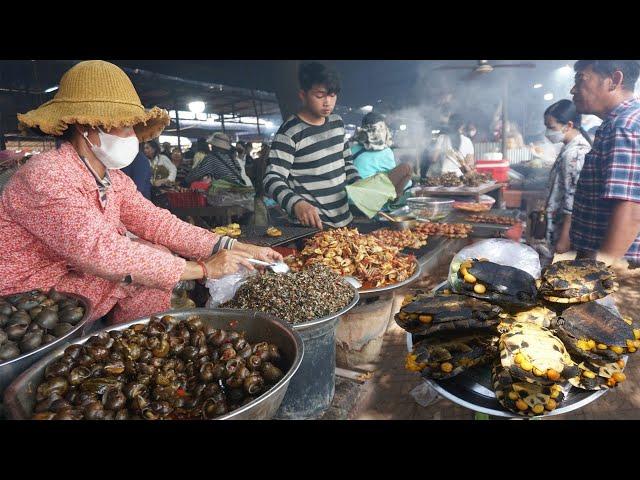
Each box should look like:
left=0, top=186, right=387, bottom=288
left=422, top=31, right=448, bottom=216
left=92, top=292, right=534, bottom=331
left=412, top=182, right=507, bottom=205
left=169, top=205, right=249, bottom=229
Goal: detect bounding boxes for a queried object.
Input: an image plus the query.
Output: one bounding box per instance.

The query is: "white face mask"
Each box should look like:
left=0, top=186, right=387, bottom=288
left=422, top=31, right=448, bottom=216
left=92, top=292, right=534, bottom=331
left=545, top=127, right=566, bottom=144
left=82, top=127, right=139, bottom=169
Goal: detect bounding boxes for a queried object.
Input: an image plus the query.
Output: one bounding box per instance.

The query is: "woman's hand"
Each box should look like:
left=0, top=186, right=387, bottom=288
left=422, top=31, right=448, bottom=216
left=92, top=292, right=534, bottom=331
left=233, top=242, right=283, bottom=263
left=204, top=249, right=255, bottom=278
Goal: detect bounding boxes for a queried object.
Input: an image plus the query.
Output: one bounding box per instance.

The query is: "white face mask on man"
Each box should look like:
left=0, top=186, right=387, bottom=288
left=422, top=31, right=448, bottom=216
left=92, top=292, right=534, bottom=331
left=82, top=127, right=139, bottom=169
left=545, top=127, right=566, bottom=144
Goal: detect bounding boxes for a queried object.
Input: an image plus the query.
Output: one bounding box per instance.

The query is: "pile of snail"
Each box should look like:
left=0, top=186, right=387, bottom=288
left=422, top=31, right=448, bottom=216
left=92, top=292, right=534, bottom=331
left=0, top=290, right=85, bottom=362
left=31, top=315, right=285, bottom=420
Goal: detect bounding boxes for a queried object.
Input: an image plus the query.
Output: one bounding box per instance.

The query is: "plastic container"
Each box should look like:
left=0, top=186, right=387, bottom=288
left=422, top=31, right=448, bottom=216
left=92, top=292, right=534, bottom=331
left=166, top=190, right=207, bottom=208
left=406, top=197, right=454, bottom=221
left=476, top=159, right=510, bottom=182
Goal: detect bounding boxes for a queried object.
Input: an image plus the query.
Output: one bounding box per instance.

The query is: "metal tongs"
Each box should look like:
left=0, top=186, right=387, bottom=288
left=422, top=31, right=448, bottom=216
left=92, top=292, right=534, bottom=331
left=247, top=258, right=291, bottom=273
left=247, top=258, right=363, bottom=289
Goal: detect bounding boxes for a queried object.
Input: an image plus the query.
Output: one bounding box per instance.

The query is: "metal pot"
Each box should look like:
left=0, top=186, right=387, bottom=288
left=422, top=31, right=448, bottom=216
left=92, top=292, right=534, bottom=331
left=3, top=308, right=304, bottom=420
left=0, top=293, right=92, bottom=398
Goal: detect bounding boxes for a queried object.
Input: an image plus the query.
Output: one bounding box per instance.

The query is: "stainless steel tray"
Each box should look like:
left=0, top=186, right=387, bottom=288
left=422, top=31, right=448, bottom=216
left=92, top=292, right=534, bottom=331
left=404, top=282, right=613, bottom=418
left=4, top=308, right=304, bottom=420
left=359, top=258, right=422, bottom=298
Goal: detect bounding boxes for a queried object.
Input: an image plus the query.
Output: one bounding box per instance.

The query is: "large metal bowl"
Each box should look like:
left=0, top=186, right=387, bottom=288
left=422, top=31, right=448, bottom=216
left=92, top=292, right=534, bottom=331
left=0, top=292, right=92, bottom=398
left=3, top=308, right=304, bottom=420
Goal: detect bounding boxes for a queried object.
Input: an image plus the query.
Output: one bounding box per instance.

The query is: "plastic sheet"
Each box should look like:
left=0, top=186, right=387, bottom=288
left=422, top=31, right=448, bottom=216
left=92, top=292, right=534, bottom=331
left=346, top=173, right=396, bottom=218
left=448, top=238, right=542, bottom=290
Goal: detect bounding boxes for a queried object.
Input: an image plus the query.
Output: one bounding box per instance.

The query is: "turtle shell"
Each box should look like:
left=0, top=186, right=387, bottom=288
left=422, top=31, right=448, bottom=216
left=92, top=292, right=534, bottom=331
left=492, top=363, right=568, bottom=417
left=555, top=302, right=637, bottom=363
left=455, top=259, right=538, bottom=312
left=499, top=322, right=579, bottom=384
left=407, top=333, right=498, bottom=380
left=569, top=358, right=628, bottom=391
left=539, top=259, right=618, bottom=304
left=395, top=293, right=502, bottom=336
left=497, top=305, right=557, bottom=333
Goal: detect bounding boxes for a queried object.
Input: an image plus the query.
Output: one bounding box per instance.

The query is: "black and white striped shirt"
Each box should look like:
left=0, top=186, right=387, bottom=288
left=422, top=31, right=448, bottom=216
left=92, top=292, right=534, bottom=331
left=264, top=114, right=361, bottom=227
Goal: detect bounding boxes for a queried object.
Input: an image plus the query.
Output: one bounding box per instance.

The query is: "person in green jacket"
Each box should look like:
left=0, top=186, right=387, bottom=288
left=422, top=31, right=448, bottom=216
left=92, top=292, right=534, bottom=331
left=351, top=112, right=412, bottom=196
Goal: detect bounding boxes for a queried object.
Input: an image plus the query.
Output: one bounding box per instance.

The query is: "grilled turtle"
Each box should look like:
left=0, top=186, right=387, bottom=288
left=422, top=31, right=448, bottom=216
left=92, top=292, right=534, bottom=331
left=569, top=358, right=627, bottom=391
left=555, top=302, right=638, bottom=363
left=499, top=322, right=579, bottom=385
left=538, top=259, right=618, bottom=304
left=406, top=333, right=499, bottom=380
left=454, top=258, right=538, bottom=312
left=497, top=305, right=557, bottom=333
left=493, top=363, right=568, bottom=416
left=395, top=293, right=502, bottom=336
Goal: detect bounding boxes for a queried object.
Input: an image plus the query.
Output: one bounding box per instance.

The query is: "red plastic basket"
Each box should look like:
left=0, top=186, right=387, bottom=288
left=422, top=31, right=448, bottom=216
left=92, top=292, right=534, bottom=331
left=166, top=190, right=207, bottom=208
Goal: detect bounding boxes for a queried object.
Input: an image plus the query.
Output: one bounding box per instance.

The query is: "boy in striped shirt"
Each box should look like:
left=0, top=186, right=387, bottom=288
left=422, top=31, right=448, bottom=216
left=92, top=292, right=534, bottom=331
left=264, top=62, right=361, bottom=229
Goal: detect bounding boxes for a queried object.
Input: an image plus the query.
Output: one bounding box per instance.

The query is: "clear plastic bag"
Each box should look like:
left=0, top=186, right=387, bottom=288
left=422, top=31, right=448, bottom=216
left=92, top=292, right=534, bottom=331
left=410, top=382, right=442, bottom=407
left=448, top=238, right=541, bottom=290
left=205, top=266, right=256, bottom=308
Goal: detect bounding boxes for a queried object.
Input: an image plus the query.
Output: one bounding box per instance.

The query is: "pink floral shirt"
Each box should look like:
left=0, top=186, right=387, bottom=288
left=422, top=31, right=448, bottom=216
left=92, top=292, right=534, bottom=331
left=0, top=142, right=221, bottom=317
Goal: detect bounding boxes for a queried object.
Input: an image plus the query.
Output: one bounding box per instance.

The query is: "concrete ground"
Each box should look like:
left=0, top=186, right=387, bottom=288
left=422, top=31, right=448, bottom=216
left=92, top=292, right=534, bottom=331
left=337, top=263, right=640, bottom=420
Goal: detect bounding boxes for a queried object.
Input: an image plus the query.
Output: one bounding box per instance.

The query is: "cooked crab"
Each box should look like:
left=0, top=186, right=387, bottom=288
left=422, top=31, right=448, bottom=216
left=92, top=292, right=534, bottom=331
left=454, top=258, right=538, bottom=311
left=266, top=227, right=282, bottom=237
left=555, top=302, right=638, bottom=363
left=395, top=293, right=502, bottom=336
left=406, top=334, right=498, bottom=380
left=499, top=322, right=579, bottom=384
left=569, top=358, right=627, bottom=391
left=493, top=363, right=568, bottom=416
left=538, top=259, right=618, bottom=304
left=497, top=305, right=557, bottom=333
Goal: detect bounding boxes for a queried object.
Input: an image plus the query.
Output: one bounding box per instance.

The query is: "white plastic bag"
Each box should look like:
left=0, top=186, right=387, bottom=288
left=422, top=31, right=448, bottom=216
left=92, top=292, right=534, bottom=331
left=448, top=239, right=541, bottom=290
left=410, top=382, right=442, bottom=407
left=205, top=266, right=256, bottom=308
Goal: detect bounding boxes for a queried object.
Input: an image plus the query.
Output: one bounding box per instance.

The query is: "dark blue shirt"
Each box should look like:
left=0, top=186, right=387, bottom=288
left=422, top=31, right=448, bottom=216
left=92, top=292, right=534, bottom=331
left=122, top=152, right=152, bottom=200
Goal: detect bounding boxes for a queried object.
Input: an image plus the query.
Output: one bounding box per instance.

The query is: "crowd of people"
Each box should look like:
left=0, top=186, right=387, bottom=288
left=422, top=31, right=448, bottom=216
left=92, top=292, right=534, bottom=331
left=0, top=59, right=639, bottom=328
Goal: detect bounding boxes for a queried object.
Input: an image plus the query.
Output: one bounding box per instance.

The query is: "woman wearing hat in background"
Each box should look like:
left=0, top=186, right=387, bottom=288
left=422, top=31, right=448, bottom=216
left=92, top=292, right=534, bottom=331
left=0, top=60, right=281, bottom=325
left=351, top=112, right=413, bottom=196
left=184, top=132, right=252, bottom=187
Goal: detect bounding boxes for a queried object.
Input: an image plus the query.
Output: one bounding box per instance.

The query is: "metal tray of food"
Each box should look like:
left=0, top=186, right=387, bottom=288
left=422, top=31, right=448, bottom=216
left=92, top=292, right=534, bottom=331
left=415, top=349, right=608, bottom=418
left=238, top=225, right=320, bottom=247
left=404, top=282, right=612, bottom=418
left=358, top=258, right=422, bottom=298
left=4, top=308, right=304, bottom=420
left=0, top=292, right=93, bottom=398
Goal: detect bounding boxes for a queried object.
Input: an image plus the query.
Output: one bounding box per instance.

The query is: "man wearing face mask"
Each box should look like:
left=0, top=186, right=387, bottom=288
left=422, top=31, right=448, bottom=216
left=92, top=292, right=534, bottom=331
left=0, top=60, right=282, bottom=325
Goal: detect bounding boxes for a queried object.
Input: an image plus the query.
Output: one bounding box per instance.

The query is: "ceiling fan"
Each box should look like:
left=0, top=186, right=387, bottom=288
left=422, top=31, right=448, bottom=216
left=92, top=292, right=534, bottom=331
left=436, top=60, right=536, bottom=80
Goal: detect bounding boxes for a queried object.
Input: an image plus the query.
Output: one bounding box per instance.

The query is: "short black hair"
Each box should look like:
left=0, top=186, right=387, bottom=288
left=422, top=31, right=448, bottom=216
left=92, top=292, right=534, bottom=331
left=298, top=61, right=341, bottom=94
left=544, top=99, right=582, bottom=127
left=574, top=60, right=640, bottom=91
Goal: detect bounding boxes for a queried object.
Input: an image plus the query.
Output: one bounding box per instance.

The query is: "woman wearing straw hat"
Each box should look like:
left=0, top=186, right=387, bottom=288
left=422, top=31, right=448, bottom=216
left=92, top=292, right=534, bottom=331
left=0, top=60, right=281, bottom=325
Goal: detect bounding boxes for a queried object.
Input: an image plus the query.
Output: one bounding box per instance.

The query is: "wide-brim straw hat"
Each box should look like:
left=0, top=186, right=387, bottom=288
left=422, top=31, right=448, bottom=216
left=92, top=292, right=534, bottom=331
left=17, top=60, right=170, bottom=142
